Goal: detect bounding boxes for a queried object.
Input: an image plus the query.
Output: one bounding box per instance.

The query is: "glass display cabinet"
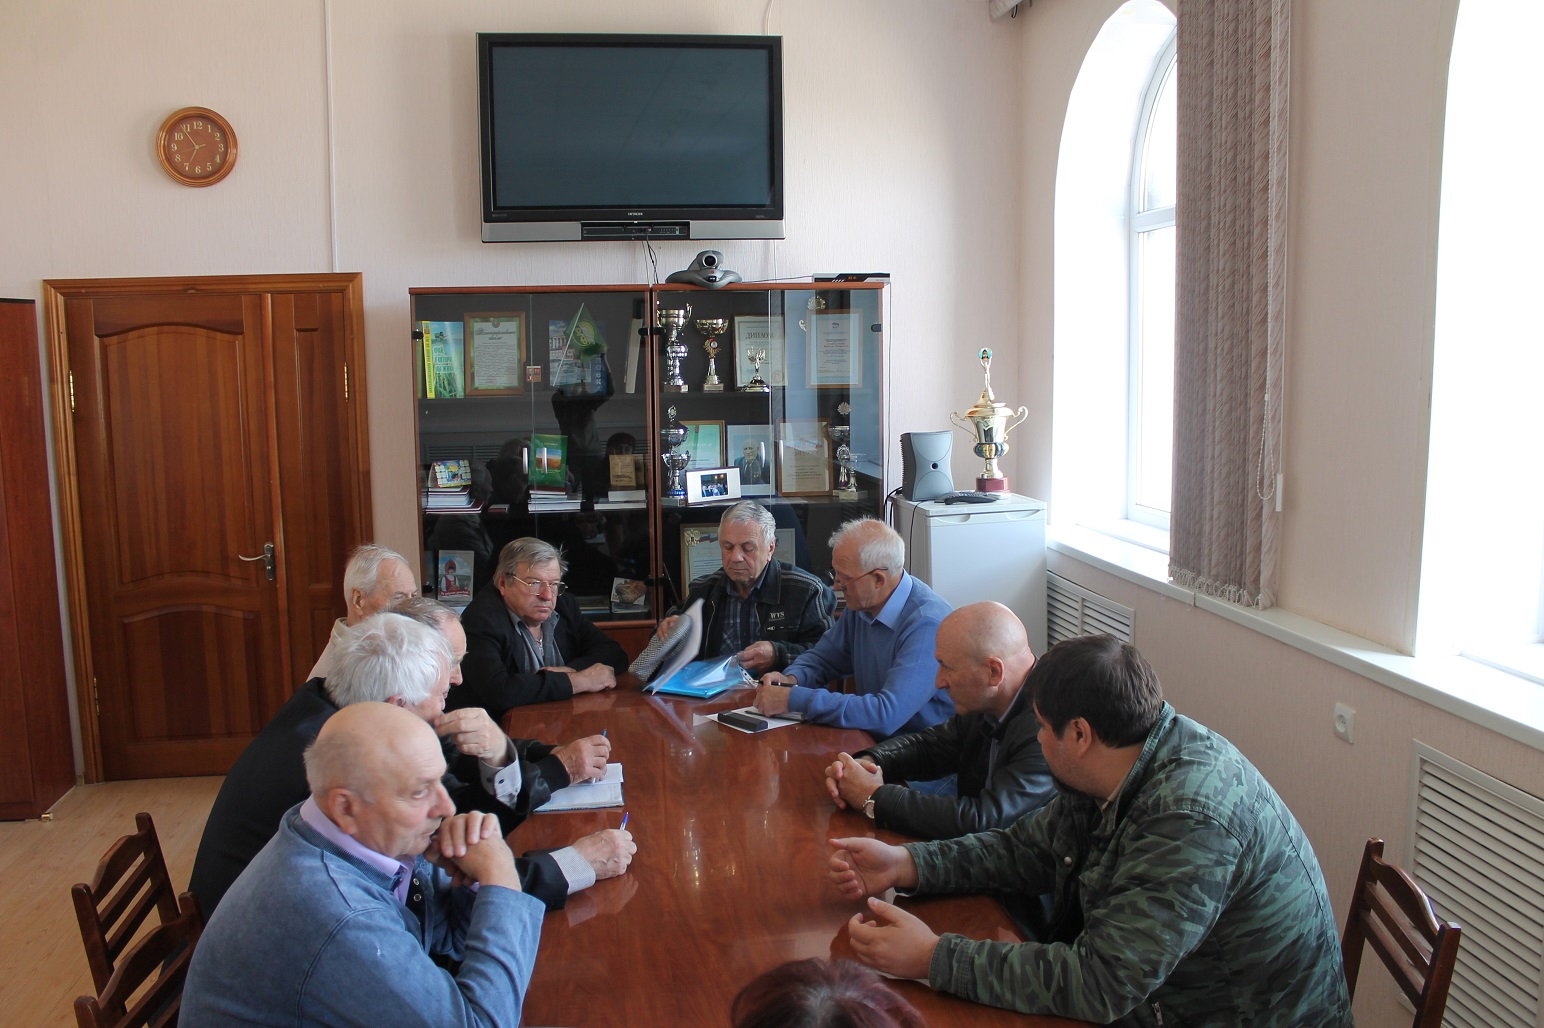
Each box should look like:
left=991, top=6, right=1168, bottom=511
left=410, top=280, right=887, bottom=647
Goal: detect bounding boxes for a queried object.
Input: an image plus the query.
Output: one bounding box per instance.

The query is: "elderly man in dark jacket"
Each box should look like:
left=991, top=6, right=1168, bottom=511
left=824, top=601, right=1051, bottom=839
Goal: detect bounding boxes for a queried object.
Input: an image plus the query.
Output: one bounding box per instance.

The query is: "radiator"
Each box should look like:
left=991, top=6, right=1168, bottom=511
left=1410, top=741, right=1544, bottom=1027
left=1046, top=573, right=1134, bottom=646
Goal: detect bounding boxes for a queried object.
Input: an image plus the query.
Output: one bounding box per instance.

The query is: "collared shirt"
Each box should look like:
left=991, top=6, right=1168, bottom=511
left=506, top=608, right=564, bottom=672
left=307, top=618, right=349, bottom=681
left=718, top=562, right=770, bottom=656
left=985, top=684, right=1028, bottom=782
left=780, top=571, right=954, bottom=738
left=298, top=796, right=413, bottom=904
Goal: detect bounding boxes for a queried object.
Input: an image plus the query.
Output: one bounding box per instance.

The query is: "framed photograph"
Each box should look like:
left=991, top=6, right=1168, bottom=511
left=806, top=309, right=863, bottom=389
left=680, top=420, right=726, bottom=472
left=777, top=419, right=832, bottom=496
left=725, top=423, right=775, bottom=496
left=681, top=526, right=722, bottom=587
left=685, top=466, right=742, bottom=505
left=734, top=315, right=787, bottom=388
left=437, top=550, right=474, bottom=605
left=464, top=312, right=525, bottom=395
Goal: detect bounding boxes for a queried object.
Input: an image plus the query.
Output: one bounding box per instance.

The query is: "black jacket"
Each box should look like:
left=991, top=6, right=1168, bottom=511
left=188, top=679, right=571, bottom=918
left=454, top=587, right=627, bottom=717
left=855, top=681, right=1054, bottom=840
left=673, top=559, right=836, bottom=671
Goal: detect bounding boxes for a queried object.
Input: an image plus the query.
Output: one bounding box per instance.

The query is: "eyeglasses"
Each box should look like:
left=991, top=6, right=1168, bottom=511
left=827, top=566, right=887, bottom=589
left=510, top=575, right=566, bottom=595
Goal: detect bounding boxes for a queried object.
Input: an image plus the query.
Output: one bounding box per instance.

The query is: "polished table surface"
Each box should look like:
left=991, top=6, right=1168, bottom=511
left=504, top=687, right=1091, bottom=1027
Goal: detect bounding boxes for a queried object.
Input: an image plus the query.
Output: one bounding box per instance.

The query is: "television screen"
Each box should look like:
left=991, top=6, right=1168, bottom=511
left=479, top=34, right=784, bottom=242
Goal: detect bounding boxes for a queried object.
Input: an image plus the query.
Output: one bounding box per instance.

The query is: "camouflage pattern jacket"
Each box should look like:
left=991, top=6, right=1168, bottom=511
left=907, top=704, right=1354, bottom=1026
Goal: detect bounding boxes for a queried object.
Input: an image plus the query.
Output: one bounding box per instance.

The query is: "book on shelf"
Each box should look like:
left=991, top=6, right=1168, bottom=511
left=529, top=433, right=568, bottom=491
left=429, top=458, right=472, bottom=488
left=420, top=321, right=466, bottom=399
left=600, top=489, right=647, bottom=503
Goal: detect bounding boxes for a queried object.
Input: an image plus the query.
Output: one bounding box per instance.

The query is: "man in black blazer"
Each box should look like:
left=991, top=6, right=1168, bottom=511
left=454, top=537, right=627, bottom=718
left=190, top=609, right=634, bottom=917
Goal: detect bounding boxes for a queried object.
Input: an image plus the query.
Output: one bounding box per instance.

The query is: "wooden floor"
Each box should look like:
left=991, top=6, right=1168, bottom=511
left=0, top=776, right=222, bottom=1027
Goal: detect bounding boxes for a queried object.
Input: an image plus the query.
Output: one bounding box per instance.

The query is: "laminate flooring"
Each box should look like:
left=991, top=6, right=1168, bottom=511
left=0, top=776, right=221, bottom=1027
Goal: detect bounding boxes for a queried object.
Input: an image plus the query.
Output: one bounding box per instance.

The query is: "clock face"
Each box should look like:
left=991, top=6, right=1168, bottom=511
left=157, top=107, right=237, bottom=186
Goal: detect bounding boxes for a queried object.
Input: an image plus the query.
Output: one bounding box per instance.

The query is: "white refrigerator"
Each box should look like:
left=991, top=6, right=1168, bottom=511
left=890, top=493, right=1047, bottom=655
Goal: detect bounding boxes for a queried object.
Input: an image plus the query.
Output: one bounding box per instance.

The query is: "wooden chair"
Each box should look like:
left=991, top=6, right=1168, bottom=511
left=71, top=812, right=183, bottom=993
left=72, top=891, right=201, bottom=1028
left=1341, top=837, right=1463, bottom=1027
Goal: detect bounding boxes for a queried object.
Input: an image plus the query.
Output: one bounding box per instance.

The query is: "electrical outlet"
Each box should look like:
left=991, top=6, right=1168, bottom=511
left=1333, top=703, right=1356, bottom=744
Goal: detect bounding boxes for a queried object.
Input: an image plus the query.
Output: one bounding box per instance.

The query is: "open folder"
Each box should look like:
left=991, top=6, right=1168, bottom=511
left=647, top=654, right=753, bottom=699
left=629, top=598, right=754, bottom=697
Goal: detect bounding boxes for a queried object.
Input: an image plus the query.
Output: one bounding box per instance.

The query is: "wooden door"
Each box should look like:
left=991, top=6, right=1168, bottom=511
left=46, top=276, right=371, bottom=781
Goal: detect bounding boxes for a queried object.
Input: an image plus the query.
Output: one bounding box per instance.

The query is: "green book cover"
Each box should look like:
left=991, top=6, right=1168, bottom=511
left=530, top=433, right=568, bottom=491
left=423, top=321, right=465, bottom=398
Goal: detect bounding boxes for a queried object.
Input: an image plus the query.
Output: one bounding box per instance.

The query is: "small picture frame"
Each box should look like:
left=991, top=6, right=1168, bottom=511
left=725, top=423, right=776, bottom=496
left=777, top=419, right=832, bottom=496
left=681, top=526, right=721, bottom=587
left=680, top=420, right=726, bottom=472
left=805, top=309, right=863, bottom=389
left=464, top=313, right=526, bottom=395
left=685, top=466, right=742, bottom=505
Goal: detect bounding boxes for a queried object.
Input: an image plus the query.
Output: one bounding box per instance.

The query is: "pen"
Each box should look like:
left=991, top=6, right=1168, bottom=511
left=601, top=729, right=608, bottom=739
left=620, top=812, right=630, bottom=831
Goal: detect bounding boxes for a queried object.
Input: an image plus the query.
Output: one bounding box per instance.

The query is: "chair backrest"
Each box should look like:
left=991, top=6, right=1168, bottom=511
left=1341, top=837, right=1463, bottom=1028
left=71, top=812, right=183, bottom=993
left=72, top=891, right=201, bottom=1028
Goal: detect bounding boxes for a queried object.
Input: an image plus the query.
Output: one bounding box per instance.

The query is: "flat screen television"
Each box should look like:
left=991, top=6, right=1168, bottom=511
left=478, top=33, right=785, bottom=243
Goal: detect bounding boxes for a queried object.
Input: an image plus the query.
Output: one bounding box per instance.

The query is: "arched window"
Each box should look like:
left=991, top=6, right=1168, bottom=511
left=1418, top=0, right=1544, bottom=678
left=1051, top=1, right=1177, bottom=547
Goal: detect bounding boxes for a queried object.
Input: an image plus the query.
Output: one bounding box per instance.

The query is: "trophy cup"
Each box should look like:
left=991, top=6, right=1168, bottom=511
left=740, top=347, right=771, bottom=392
left=658, top=305, right=693, bottom=392
left=694, top=318, right=729, bottom=392
left=830, top=401, right=858, bottom=499
left=659, top=405, right=692, bottom=500
left=949, top=347, right=1028, bottom=492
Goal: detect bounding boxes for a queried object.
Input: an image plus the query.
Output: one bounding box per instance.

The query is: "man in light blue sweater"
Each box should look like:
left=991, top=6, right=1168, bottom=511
left=755, top=518, right=953, bottom=739
left=181, top=701, right=544, bottom=1027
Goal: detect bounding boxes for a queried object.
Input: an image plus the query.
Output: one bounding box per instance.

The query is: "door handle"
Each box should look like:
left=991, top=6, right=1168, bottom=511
left=238, top=542, right=276, bottom=582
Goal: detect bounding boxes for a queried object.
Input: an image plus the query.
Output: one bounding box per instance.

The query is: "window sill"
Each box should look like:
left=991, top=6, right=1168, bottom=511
left=1048, top=525, right=1544, bottom=754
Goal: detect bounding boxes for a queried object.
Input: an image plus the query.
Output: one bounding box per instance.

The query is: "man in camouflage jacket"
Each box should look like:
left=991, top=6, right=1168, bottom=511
left=829, top=635, right=1353, bottom=1027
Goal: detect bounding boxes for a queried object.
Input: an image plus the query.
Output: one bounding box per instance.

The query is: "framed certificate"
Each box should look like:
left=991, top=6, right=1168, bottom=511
left=776, top=419, right=832, bottom=496
left=680, top=420, right=726, bottom=472
left=806, top=310, right=863, bottom=389
left=733, top=315, right=786, bottom=388
left=464, top=313, right=525, bottom=395
left=681, top=526, right=722, bottom=587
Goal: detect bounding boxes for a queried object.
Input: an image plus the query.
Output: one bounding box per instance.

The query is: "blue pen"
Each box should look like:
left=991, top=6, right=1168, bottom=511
left=601, top=729, right=608, bottom=739
left=620, top=812, right=630, bottom=831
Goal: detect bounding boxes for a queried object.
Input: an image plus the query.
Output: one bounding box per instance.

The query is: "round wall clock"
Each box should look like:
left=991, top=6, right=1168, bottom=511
left=156, top=107, right=238, bottom=186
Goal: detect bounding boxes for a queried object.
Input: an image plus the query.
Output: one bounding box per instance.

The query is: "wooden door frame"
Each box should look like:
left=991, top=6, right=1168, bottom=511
left=42, top=273, right=371, bottom=782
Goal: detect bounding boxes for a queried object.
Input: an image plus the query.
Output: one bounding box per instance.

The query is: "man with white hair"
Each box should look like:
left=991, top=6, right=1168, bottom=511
left=755, top=518, right=953, bottom=739
left=308, top=543, right=418, bottom=679
left=190, top=611, right=634, bottom=916
left=653, top=500, right=835, bottom=674
left=182, top=702, right=544, bottom=1025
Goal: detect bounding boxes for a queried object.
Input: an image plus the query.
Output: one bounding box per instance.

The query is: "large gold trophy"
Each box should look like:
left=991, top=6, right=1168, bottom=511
left=949, top=348, right=1027, bottom=493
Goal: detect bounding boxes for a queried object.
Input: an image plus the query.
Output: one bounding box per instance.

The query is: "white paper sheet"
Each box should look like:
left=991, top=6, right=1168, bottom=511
left=534, top=762, right=625, bottom=811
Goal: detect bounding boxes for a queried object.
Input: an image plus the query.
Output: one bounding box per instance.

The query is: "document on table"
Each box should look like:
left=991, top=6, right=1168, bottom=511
left=535, top=762, right=624, bottom=811
left=693, top=707, right=806, bottom=734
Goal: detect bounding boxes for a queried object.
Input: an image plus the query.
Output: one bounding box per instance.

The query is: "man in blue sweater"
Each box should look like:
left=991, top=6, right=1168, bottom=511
left=754, top=518, right=952, bottom=739
left=182, top=701, right=543, bottom=1026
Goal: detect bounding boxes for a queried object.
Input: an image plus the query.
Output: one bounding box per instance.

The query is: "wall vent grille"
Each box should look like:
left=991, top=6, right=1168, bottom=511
left=1409, top=741, right=1544, bottom=1028
left=1046, top=573, right=1133, bottom=646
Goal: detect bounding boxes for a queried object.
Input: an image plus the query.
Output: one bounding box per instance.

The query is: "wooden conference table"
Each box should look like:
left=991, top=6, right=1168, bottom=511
left=504, top=687, right=1091, bottom=1027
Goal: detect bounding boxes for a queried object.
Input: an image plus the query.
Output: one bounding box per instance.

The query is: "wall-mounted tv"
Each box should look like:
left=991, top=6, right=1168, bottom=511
left=478, top=33, right=784, bottom=243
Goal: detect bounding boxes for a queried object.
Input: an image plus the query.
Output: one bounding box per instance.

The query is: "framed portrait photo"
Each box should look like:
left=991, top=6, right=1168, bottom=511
left=776, top=419, right=832, bottom=496
left=685, top=466, right=742, bottom=505
left=464, top=312, right=526, bottom=395
left=724, top=423, right=776, bottom=496
left=680, top=420, right=726, bottom=472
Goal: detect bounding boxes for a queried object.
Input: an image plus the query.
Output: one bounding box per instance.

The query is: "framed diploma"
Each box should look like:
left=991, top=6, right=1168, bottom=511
left=733, top=315, right=786, bottom=388
left=805, top=310, right=863, bottom=389
left=680, top=420, right=726, bottom=472
left=776, top=419, right=832, bottom=496
left=681, top=526, right=722, bottom=587
left=464, top=313, right=525, bottom=395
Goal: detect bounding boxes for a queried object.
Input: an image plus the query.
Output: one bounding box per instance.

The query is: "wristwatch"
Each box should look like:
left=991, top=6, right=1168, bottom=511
left=862, top=796, right=877, bottom=820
